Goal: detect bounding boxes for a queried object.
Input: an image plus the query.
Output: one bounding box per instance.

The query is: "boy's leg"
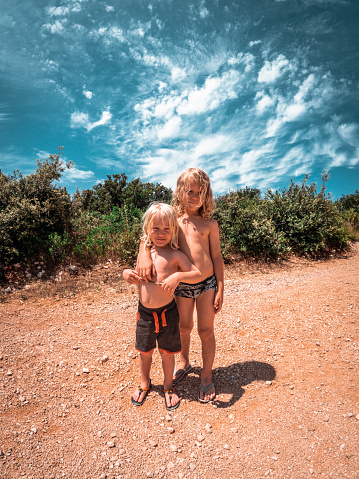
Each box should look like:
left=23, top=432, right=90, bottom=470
left=132, top=351, right=153, bottom=403
left=196, top=289, right=216, bottom=401
left=173, top=296, right=195, bottom=380
left=159, top=350, right=180, bottom=408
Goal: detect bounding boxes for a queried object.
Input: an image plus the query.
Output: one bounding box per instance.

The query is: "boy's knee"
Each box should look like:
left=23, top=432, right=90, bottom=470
left=198, top=326, right=214, bottom=341
left=179, top=322, right=193, bottom=335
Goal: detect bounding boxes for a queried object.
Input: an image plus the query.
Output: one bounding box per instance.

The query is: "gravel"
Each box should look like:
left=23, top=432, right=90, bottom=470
left=0, top=244, right=358, bottom=478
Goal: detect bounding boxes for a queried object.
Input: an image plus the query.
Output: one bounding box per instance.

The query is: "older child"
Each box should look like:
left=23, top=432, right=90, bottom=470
left=123, top=202, right=201, bottom=410
left=137, top=169, right=224, bottom=403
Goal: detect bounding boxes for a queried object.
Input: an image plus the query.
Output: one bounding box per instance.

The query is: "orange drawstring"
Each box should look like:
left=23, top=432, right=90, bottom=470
left=153, top=311, right=160, bottom=333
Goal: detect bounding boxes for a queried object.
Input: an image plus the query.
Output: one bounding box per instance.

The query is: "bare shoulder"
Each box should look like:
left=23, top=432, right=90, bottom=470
left=207, top=217, right=219, bottom=231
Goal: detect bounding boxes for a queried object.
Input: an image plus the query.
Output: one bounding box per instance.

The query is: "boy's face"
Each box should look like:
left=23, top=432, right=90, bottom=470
left=183, top=179, right=203, bottom=212
left=150, top=216, right=172, bottom=248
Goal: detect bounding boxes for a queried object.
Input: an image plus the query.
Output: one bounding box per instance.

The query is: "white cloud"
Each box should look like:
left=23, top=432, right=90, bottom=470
left=83, top=90, right=93, bottom=99
left=177, top=70, right=241, bottom=115
left=61, top=167, right=95, bottom=182
left=88, top=110, right=112, bottom=131
left=199, top=2, right=210, bottom=18
left=194, top=134, right=235, bottom=158
left=157, top=116, right=182, bottom=140
left=43, top=20, right=67, bottom=34
left=70, top=110, right=112, bottom=131
left=70, top=112, right=89, bottom=129
left=249, top=40, right=261, bottom=47
left=171, top=66, right=187, bottom=82
left=258, top=54, right=291, bottom=83
left=105, top=5, right=114, bottom=12
left=255, top=92, right=275, bottom=113
left=47, top=6, right=70, bottom=16
left=338, top=123, right=359, bottom=147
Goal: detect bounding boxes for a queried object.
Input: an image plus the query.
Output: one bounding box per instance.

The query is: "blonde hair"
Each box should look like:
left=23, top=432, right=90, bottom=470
left=172, top=168, right=214, bottom=220
left=141, top=202, right=179, bottom=250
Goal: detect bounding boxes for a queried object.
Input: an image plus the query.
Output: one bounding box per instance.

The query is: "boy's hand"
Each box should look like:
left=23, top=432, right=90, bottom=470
left=136, top=255, right=156, bottom=282
left=214, top=290, right=223, bottom=314
left=160, top=273, right=180, bottom=296
left=123, top=269, right=141, bottom=285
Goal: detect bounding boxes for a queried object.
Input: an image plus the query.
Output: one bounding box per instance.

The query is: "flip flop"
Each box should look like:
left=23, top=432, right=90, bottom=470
left=131, top=380, right=151, bottom=406
left=172, top=364, right=192, bottom=384
left=198, top=382, right=215, bottom=403
left=163, top=388, right=181, bottom=411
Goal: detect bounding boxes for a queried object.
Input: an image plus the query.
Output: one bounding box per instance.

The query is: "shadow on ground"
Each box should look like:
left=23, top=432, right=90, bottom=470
left=171, top=361, right=276, bottom=408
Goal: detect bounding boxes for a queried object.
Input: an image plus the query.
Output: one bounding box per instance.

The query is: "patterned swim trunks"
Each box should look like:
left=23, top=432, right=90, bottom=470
left=174, top=274, right=217, bottom=299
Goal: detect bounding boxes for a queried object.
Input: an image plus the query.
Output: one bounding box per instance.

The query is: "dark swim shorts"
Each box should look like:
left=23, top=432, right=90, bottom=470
left=135, top=299, right=181, bottom=354
left=174, top=274, right=217, bottom=299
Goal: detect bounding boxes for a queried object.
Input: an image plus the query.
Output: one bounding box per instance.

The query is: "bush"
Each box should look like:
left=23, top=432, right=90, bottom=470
left=80, top=174, right=173, bottom=213
left=263, top=175, right=351, bottom=255
left=214, top=188, right=289, bottom=260
left=0, top=148, right=72, bottom=265
left=71, top=203, right=142, bottom=264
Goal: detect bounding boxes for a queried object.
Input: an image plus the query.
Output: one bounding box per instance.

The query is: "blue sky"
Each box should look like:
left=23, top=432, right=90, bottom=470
left=1, top=0, right=358, bottom=199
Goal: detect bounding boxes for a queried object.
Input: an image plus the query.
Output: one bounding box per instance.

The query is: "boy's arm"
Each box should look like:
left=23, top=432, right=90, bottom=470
left=160, top=252, right=201, bottom=295
left=136, top=241, right=156, bottom=282
left=209, top=220, right=224, bottom=314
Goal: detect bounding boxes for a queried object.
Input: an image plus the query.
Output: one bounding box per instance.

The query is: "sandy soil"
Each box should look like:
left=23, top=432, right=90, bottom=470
left=0, top=244, right=358, bottom=479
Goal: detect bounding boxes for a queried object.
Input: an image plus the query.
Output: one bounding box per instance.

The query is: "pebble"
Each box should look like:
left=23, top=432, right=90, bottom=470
left=149, top=440, right=158, bottom=447
left=107, top=441, right=115, bottom=448
left=146, top=472, right=154, bottom=478
left=167, top=427, right=175, bottom=434
left=165, top=414, right=172, bottom=422
left=83, top=368, right=90, bottom=374
left=197, top=435, right=205, bottom=442
left=224, top=444, right=230, bottom=450
left=7, top=370, right=13, bottom=376
left=169, top=445, right=178, bottom=452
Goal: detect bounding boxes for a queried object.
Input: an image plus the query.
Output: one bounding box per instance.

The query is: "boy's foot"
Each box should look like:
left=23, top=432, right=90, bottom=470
left=198, top=382, right=215, bottom=403
left=172, top=364, right=192, bottom=384
left=131, top=380, right=151, bottom=406
left=164, top=388, right=181, bottom=410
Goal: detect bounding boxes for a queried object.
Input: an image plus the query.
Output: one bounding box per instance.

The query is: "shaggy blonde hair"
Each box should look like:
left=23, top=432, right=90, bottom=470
left=172, top=168, right=214, bottom=220
left=141, top=202, right=179, bottom=250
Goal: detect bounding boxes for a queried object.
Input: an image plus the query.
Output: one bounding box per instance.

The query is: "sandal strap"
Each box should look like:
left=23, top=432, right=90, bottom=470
left=138, top=385, right=150, bottom=393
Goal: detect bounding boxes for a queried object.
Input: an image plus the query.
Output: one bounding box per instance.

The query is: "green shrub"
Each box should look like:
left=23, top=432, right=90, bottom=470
left=80, top=174, right=173, bottom=213
left=71, top=203, right=142, bottom=264
left=214, top=188, right=289, bottom=260
left=263, top=175, right=351, bottom=255
left=0, top=148, right=72, bottom=265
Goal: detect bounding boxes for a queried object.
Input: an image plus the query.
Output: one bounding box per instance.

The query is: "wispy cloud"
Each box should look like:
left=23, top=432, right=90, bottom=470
left=70, top=109, right=112, bottom=131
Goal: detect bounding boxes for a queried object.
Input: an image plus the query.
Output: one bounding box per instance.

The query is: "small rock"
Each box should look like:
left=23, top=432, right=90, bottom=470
left=224, top=444, right=230, bottom=450
left=146, top=472, right=154, bottom=478
left=107, top=441, right=115, bottom=448
left=169, top=445, right=177, bottom=452
left=165, top=414, right=172, bottom=422
left=83, top=368, right=90, bottom=374
left=197, top=435, right=205, bottom=442
left=5, top=287, right=12, bottom=294
left=149, top=440, right=157, bottom=447
left=167, top=427, right=175, bottom=434
left=7, top=370, right=13, bottom=376
left=324, top=416, right=330, bottom=422
left=266, top=380, right=272, bottom=385
left=101, top=355, right=109, bottom=363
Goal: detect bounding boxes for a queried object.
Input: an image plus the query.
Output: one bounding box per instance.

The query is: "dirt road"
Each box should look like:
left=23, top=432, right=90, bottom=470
left=1, top=245, right=358, bottom=478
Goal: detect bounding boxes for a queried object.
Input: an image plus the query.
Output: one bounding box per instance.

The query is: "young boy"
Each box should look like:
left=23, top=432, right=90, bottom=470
left=123, top=202, right=201, bottom=410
